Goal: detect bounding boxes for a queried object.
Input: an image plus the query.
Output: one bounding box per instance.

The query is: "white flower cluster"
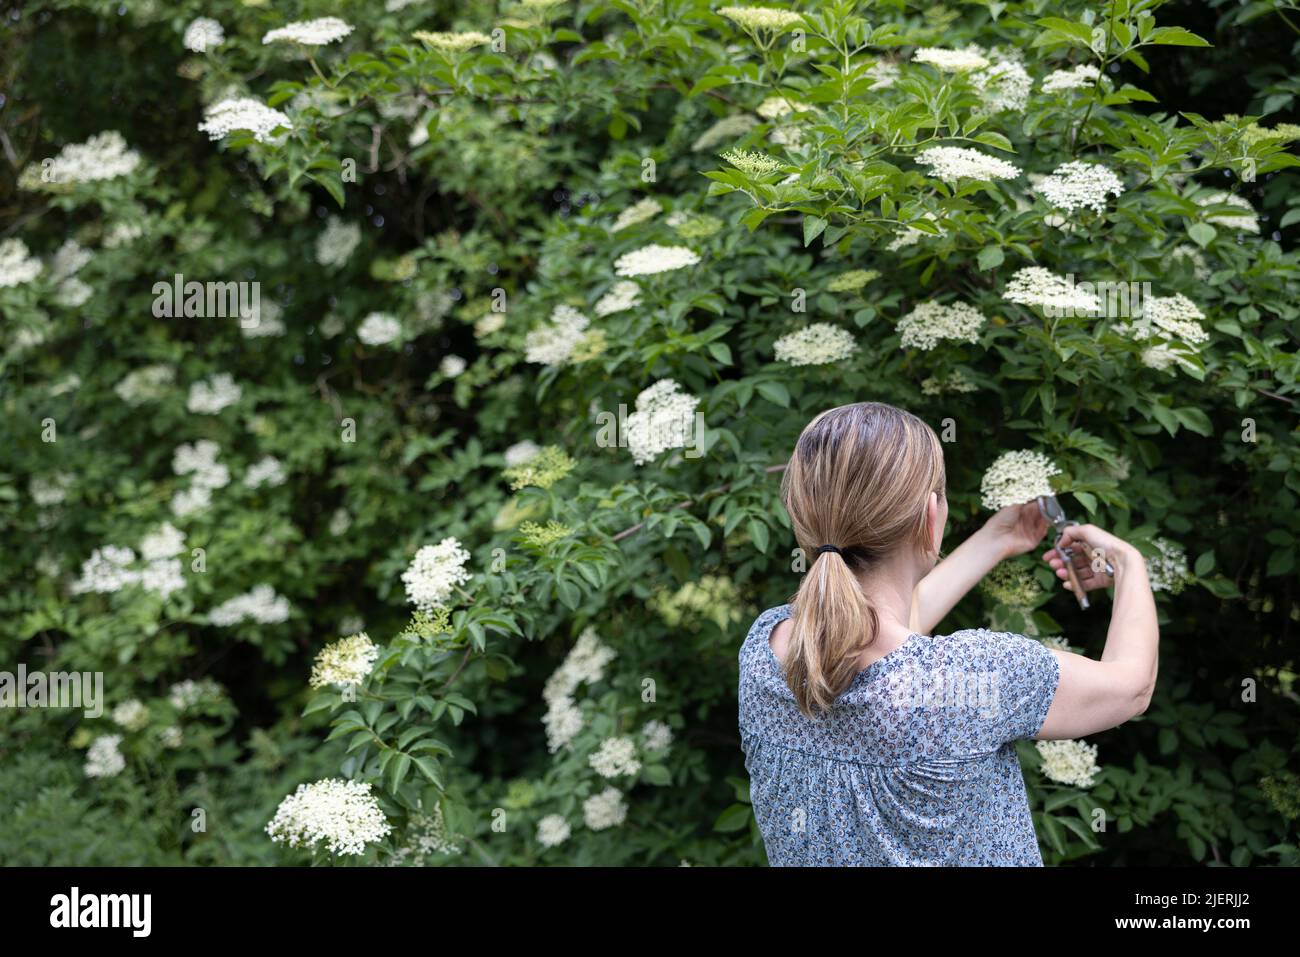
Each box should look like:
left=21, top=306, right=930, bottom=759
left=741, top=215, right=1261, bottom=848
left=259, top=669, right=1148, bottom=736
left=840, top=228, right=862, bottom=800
left=866, top=60, right=899, bottom=89
left=641, top=719, right=673, bottom=752
left=1165, top=244, right=1210, bottom=280
left=1035, top=739, right=1101, bottom=788
left=266, top=779, right=391, bottom=856
left=757, top=96, right=802, bottom=119
left=1146, top=537, right=1191, bottom=593
left=160, top=726, right=183, bottom=748
left=402, top=537, right=472, bottom=613
left=625, top=379, right=701, bottom=466
left=1197, top=191, right=1259, bottom=233
left=536, top=814, right=572, bottom=848
left=183, top=17, right=225, bottom=53
left=614, top=244, right=700, bottom=277
left=1042, top=64, right=1100, bottom=92
left=718, top=6, right=803, bottom=32
left=921, top=369, right=978, bottom=396
left=385, top=807, right=462, bottom=864
left=357, top=311, right=402, bottom=346
left=440, top=355, right=467, bottom=378
left=115, top=364, right=174, bottom=404
left=504, top=440, right=542, bottom=467
left=263, top=18, right=354, bottom=46
left=30, top=474, right=72, bottom=507
left=141, top=522, right=186, bottom=561
left=169, top=678, right=223, bottom=711
left=583, top=787, right=628, bottom=830
left=589, top=736, right=642, bottom=778
left=897, top=300, right=986, bottom=351
left=594, top=280, right=641, bottom=317
left=172, top=439, right=230, bottom=516
left=611, top=198, right=661, bottom=232
left=0, top=238, right=43, bottom=287
left=85, top=735, right=126, bottom=779
left=244, top=456, right=288, bottom=489
left=112, top=699, right=150, bottom=731
left=543, top=628, right=617, bottom=752
left=980, top=450, right=1061, bottom=510
left=1037, top=161, right=1124, bottom=215
left=71, top=541, right=185, bottom=599
left=773, top=323, right=857, bottom=366
left=916, top=146, right=1020, bottom=184
left=1141, top=294, right=1209, bottom=345
left=187, top=372, right=242, bottom=414
left=973, top=59, right=1031, bottom=113
left=198, top=98, right=293, bottom=144
left=1140, top=343, right=1195, bottom=372
left=912, top=47, right=989, bottom=72
left=1003, top=266, right=1101, bottom=315
left=209, top=584, right=291, bottom=626
left=316, top=217, right=361, bottom=267
left=524, top=304, right=590, bottom=365
left=22, top=131, right=141, bottom=187
left=310, top=633, right=381, bottom=689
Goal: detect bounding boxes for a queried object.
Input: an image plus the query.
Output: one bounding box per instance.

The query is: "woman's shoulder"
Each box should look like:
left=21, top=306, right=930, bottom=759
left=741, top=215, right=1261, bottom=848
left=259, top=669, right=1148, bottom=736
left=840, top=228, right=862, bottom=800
left=738, top=604, right=791, bottom=664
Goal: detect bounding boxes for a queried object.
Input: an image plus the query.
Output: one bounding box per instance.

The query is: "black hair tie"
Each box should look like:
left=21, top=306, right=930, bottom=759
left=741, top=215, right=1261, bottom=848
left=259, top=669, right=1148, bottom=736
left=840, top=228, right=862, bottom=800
left=817, top=545, right=842, bottom=555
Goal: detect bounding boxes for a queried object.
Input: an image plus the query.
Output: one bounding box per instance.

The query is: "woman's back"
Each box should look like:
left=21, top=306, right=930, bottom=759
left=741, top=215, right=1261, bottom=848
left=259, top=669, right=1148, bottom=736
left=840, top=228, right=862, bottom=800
left=738, top=604, right=1060, bottom=866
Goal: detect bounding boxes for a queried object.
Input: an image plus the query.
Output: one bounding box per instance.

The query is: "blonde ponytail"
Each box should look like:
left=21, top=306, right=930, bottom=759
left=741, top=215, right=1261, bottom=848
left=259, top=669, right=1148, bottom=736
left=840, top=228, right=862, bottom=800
left=780, top=403, right=945, bottom=717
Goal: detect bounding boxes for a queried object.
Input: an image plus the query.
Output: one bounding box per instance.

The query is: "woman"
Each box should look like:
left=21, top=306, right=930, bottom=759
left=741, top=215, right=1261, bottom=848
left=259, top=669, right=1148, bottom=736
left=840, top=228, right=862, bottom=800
left=738, top=402, right=1159, bottom=866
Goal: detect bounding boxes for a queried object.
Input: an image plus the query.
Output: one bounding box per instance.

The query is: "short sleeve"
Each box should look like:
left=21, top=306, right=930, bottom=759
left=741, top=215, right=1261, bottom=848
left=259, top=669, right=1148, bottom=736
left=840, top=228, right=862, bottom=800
left=981, top=631, right=1061, bottom=743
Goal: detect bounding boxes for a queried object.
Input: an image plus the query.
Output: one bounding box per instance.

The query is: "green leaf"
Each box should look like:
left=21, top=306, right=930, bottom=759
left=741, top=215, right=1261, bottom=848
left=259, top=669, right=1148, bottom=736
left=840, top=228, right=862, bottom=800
left=1147, top=26, right=1211, bottom=47
left=977, top=246, right=1005, bottom=271
left=802, top=215, right=828, bottom=246
left=1187, top=222, right=1216, bottom=248
left=712, top=803, right=752, bottom=832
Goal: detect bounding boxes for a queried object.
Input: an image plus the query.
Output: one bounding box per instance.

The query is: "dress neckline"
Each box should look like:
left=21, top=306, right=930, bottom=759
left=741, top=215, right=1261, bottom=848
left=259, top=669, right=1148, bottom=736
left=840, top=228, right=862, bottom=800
left=762, top=604, right=920, bottom=685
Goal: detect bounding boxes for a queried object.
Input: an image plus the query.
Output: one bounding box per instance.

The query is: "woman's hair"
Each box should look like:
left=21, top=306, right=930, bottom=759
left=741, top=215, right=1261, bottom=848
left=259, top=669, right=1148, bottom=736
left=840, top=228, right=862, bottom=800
left=780, top=402, right=946, bottom=717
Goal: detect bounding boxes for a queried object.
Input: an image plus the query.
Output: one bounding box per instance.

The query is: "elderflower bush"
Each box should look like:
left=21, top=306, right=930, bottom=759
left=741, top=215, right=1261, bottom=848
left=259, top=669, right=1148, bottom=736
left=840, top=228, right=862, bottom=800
left=3, top=0, right=1299, bottom=867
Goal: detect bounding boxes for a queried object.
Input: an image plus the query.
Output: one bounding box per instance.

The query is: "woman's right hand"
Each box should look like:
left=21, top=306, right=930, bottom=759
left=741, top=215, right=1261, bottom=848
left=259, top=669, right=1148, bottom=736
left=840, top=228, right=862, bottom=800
left=1041, top=524, right=1137, bottom=595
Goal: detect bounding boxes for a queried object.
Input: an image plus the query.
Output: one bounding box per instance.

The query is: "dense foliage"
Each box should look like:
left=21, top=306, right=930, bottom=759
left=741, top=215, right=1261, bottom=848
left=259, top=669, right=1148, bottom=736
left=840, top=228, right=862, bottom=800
left=2, top=0, right=1298, bottom=866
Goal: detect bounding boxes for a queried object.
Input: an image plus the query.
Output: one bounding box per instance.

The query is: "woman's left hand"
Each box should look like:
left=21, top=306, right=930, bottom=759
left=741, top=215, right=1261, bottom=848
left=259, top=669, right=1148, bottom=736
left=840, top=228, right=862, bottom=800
left=983, top=502, right=1050, bottom=559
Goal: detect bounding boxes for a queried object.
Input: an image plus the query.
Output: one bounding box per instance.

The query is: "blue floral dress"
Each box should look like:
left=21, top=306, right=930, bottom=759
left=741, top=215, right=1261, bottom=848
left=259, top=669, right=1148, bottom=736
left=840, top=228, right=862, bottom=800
left=738, top=604, right=1060, bottom=866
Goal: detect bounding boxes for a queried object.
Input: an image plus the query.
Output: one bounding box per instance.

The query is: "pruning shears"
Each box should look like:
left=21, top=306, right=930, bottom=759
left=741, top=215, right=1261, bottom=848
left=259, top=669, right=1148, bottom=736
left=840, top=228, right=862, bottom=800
left=1036, top=494, right=1115, bottom=611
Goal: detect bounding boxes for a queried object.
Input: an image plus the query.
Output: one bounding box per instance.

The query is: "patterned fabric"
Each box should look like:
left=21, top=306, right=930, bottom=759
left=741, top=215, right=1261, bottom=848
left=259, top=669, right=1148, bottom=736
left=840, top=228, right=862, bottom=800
left=738, top=604, right=1060, bottom=866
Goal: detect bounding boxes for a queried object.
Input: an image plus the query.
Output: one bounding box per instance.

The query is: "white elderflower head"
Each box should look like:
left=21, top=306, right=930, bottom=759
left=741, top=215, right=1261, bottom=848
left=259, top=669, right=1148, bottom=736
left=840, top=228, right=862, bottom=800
left=53, top=277, right=93, bottom=308
left=316, top=217, right=361, bottom=268
left=115, top=364, right=174, bottom=404
left=1035, top=739, right=1100, bottom=788
left=266, top=779, right=392, bottom=856
left=244, top=456, right=288, bottom=489
left=625, top=378, right=701, bottom=465
left=440, top=354, right=467, bottom=378
left=718, top=6, right=803, bottom=33
left=691, top=114, right=758, bottom=152
left=19, top=131, right=141, bottom=189
left=536, top=815, right=571, bottom=848
left=583, top=786, right=628, bottom=830
left=642, top=720, right=673, bottom=752
left=1037, top=161, right=1124, bottom=215
left=198, top=98, right=292, bottom=144
left=48, top=239, right=91, bottom=281
left=757, top=95, right=803, bottom=119
left=310, top=633, right=381, bottom=689
left=503, top=440, right=542, bottom=467
left=209, top=584, right=291, bottom=626
left=542, top=627, right=617, bottom=752
left=1042, top=64, right=1100, bottom=93
left=30, top=474, right=71, bottom=507
left=183, top=17, right=225, bottom=53
left=140, top=557, right=185, bottom=598
left=980, top=450, right=1060, bottom=510
left=1146, top=537, right=1191, bottom=593
left=921, top=369, right=978, bottom=395
left=168, top=678, right=224, bottom=711
left=973, top=59, right=1031, bottom=113
left=897, top=301, right=986, bottom=350
left=916, top=146, right=1020, bottom=184
left=614, top=244, right=700, bottom=277
left=85, top=734, right=126, bottom=779
left=402, top=537, right=473, bottom=613
left=0, top=238, right=43, bottom=288
left=171, top=487, right=213, bottom=517
left=912, top=47, right=989, bottom=72
left=1140, top=343, right=1197, bottom=373
left=594, top=280, right=641, bottom=317
left=1003, top=266, right=1101, bottom=315
left=543, top=695, right=584, bottom=752
left=112, top=699, right=150, bottom=731
left=141, top=523, right=186, bottom=561
left=589, top=736, right=642, bottom=778
left=866, top=60, right=899, bottom=89
left=1141, top=293, right=1209, bottom=345
left=524, top=303, right=590, bottom=365
left=263, top=18, right=354, bottom=46
left=773, top=323, right=858, bottom=365
left=71, top=546, right=139, bottom=595
left=1164, top=244, right=1210, bottom=281
left=357, top=311, right=402, bottom=346
left=1197, top=191, right=1259, bottom=233
left=172, top=440, right=229, bottom=487
left=413, top=30, right=492, bottom=52
left=159, top=726, right=183, bottom=748
left=187, top=373, right=242, bottom=414
left=611, top=197, right=662, bottom=232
